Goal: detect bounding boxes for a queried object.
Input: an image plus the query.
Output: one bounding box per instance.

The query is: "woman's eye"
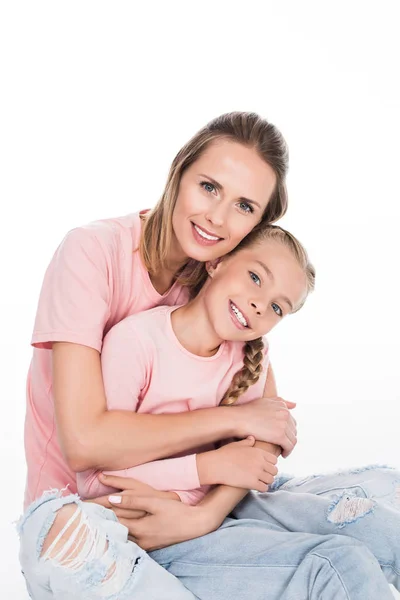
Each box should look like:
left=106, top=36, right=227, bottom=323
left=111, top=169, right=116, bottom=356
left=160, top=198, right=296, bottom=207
left=238, top=201, right=254, bottom=214
left=200, top=181, right=216, bottom=194
left=272, top=302, right=283, bottom=317
left=249, top=271, right=261, bottom=286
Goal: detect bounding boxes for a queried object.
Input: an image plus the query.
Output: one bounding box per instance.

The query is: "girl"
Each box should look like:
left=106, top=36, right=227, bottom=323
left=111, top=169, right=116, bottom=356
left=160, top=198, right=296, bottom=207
left=20, top=223, right=400, bottom=599
left=75, top=222, right=312, bottom=504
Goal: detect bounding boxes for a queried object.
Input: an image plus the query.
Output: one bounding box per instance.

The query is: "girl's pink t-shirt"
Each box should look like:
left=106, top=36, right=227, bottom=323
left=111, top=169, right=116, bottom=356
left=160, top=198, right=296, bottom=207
left=24, top=212, right=188, bottom=509
left=76, top=305, right=269, bottom=505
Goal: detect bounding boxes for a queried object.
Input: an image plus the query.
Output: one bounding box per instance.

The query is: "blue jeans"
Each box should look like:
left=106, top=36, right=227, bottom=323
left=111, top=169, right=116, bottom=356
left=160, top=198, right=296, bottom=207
left=17, top=465, right=400, bottom=599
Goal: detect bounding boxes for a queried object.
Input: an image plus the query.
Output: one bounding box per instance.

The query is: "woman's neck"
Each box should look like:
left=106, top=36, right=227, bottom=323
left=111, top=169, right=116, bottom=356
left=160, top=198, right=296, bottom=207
left=149, top=238, right=190, bottom=295
left=171, top=296, right=223, bottom=357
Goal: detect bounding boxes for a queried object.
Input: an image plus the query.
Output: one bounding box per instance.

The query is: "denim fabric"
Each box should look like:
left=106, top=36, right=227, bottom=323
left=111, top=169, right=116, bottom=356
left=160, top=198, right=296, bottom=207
left=17, top=489, right=195, bottom=599
left=17, top=465, right=400, bottom=599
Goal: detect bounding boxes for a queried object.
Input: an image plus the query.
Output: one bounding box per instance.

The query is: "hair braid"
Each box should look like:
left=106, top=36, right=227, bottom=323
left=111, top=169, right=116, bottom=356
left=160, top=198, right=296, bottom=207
left=220, top=337, right=265, bottom=406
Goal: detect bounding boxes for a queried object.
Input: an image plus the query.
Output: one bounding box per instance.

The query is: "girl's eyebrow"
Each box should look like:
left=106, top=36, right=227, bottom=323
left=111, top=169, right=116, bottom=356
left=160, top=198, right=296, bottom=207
left=198, top=173, right=261, bottom=209
left=255, top=260, right=294, bottom=311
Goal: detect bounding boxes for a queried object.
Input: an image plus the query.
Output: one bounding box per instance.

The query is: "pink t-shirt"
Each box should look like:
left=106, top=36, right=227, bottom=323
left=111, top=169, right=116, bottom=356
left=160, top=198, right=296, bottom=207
left=77, top=305, right=269, bottom=505
left=24, top=212, right=189, bottom=509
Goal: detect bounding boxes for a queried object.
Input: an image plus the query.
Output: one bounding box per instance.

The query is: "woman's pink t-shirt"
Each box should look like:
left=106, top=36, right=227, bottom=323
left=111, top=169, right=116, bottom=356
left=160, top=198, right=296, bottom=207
left=76, top=306, right=269, bottom=505
left=24, top=212, right=188, bottom=509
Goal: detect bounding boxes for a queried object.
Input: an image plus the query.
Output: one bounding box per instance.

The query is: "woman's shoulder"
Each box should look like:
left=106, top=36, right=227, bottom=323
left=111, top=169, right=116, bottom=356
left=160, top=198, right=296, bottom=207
left=65, top=212, right=143, bottom=252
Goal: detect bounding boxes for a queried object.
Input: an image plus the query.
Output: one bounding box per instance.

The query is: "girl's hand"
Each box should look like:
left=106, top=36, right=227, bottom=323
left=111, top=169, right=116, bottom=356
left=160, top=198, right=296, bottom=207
left=87, top=474, right=181, bottom=520
left=107, top=494, right=216, bottom=551
left=232, top=397, right=297, bottom=458
left=197, top=437, right=278, bottom=492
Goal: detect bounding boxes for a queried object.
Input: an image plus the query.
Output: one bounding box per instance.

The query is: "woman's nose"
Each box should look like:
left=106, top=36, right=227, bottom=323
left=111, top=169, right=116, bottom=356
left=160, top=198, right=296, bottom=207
left=205, top=202, right=227, bottom=228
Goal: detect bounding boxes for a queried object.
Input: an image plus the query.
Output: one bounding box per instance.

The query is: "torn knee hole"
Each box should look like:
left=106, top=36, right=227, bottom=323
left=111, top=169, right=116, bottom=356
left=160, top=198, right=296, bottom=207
left=327, top=491, right=375, bottom=527
left=41, top=504, right=108, bottom=571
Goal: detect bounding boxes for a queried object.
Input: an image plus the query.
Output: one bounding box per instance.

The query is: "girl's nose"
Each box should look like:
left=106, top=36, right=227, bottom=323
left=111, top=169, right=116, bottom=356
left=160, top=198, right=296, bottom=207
left=250, top=301, right=264, bottom=316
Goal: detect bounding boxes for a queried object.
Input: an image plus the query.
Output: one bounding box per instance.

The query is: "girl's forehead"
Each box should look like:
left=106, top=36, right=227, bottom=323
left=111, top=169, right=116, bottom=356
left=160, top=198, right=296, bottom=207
left=235, top=238, right=285, bottom=260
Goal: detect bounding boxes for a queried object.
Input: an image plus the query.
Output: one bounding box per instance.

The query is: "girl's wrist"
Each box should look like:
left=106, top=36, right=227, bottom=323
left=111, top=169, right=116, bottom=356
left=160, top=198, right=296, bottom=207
left=196, top=450, right=219, bottom=485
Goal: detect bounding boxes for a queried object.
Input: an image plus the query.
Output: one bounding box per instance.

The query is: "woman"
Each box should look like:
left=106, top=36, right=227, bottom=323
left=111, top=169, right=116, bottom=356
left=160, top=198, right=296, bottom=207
left=19, top=111, right=295, bottom=599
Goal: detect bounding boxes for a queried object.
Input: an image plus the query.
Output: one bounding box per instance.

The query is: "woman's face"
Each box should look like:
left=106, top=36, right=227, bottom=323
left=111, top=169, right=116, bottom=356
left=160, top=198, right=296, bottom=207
left=171, top=139, right=277, bottom=263
left=203, top=238, right=308, bottom=343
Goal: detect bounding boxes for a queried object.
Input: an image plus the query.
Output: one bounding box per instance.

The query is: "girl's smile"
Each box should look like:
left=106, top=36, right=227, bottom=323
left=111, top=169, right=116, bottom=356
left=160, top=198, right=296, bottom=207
left=229, top=300, right=250, bottom=330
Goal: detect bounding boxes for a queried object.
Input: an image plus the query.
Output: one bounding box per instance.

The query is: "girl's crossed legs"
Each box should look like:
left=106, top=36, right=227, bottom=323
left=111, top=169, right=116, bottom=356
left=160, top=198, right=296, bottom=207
left=151, top=465, right=400, bottom=598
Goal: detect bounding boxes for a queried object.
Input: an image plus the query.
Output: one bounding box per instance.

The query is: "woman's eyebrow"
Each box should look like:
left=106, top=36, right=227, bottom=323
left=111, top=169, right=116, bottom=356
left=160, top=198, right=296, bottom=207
left=255, top=260, right=294, bottom=311
left=198, top=173, right=260, bottom=208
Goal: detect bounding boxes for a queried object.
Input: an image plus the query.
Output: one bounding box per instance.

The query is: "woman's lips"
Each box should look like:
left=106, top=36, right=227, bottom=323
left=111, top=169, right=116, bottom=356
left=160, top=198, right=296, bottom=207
left=191, top=222, right=223, bottom=246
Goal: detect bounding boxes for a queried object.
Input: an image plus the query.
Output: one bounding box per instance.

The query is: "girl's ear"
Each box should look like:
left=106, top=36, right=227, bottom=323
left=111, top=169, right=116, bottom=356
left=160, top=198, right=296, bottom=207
left=206, top=258, right=221, bottom=277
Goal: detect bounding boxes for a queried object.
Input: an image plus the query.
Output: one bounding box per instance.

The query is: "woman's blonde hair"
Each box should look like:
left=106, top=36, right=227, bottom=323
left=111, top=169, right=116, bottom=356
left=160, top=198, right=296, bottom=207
left=139, top=112, right=289, bottom=296
left=219, top=223, right=315, bottom=406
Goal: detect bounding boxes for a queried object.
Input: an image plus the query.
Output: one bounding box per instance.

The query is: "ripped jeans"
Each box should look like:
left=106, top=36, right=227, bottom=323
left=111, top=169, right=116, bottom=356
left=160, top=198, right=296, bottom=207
left=17, top=465, right=400, bottom=599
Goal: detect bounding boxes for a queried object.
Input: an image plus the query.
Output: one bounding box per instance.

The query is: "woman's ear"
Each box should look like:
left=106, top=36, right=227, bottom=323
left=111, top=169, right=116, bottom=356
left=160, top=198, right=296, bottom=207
left=206, top=258, right=221, bottom=277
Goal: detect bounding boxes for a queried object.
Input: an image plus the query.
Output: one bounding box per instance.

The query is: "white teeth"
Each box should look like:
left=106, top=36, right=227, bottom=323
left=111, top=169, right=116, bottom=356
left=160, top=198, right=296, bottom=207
left=230, top=301, right=248, bottom=327
left=194, top=224, right=220, bottom=241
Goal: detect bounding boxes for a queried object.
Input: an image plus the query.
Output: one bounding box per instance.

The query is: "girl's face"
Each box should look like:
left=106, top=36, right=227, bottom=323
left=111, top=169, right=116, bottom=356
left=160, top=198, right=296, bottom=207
left=203, top=238, right=308, bottom=342
left=171, top=139, right=277, bottom=263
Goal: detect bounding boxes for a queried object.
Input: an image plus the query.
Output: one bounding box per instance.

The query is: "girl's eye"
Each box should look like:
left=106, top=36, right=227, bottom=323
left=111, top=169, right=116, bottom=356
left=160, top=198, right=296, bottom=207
left=200, top=181, right=216, bottom=194
left=272, top=302, right=283, bottom=317
left=249, top=271, right=261, bottom=286
left=238, top=201, right=254, bottom=214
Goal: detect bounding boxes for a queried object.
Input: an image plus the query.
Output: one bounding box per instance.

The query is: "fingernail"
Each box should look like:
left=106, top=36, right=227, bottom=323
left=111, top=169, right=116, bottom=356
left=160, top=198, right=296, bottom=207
left=108, top=495, right=122, bottom=504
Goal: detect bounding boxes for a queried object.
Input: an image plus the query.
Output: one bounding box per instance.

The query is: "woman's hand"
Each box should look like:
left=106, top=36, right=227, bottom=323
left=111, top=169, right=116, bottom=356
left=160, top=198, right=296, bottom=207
left=87, top=474, right=181, bottom=520
left=87, top=474, right=218, bottom=550
left=232, top=397, right=297, bottom=458
left=110, top=494, right=215, bottom=551
left=197, top=436, right=278, bottom=492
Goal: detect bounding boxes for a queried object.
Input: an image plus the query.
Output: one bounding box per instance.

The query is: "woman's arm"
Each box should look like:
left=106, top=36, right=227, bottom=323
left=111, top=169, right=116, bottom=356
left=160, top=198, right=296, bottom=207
left=54, top=342, right=238, bottom=472
left=54, top=344, right=293, bottom=473
left=102, top=364, right=298, bottom=548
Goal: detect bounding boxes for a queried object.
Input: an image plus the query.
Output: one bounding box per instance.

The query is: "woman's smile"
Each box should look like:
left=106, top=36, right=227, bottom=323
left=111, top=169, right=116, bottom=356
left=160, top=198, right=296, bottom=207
left=191, top=222, right=224, bottom=246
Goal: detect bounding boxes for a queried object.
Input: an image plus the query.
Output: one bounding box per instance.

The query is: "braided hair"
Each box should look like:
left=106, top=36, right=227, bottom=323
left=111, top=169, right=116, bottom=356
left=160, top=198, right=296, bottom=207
left=220, top=337, right=265, bottom=405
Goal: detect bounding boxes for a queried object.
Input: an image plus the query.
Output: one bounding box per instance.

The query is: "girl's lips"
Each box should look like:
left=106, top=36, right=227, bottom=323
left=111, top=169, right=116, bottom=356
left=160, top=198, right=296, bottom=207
left=191, top=222, right=223, bottom=247
left=229, top=300, right=249, bottom=330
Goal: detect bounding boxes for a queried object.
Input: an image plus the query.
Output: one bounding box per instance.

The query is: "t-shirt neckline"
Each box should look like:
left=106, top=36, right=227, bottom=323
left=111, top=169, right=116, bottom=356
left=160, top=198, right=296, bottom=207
left=165, top=306, right=227, bottom=361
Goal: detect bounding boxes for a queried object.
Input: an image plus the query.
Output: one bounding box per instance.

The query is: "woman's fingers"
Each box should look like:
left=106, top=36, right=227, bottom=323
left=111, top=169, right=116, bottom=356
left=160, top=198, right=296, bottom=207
left=108, top=493, right=160, bottom=513
left=109, top=507, right=147, bottom=519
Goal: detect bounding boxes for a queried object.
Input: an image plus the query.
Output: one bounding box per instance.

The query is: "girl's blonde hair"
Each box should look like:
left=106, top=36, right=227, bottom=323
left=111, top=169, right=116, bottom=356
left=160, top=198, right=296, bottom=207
left=219, top=224, right=315, bottom=406
left=139, top=112, right=289, bottom=295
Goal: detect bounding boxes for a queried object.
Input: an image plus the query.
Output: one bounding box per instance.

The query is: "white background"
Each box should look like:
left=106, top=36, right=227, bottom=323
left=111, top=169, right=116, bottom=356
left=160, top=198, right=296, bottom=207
left=1, top=1, right=399, bottom=597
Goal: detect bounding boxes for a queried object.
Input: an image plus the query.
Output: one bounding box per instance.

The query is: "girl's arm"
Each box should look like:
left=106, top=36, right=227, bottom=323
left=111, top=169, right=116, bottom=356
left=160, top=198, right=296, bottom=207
left=197, top=364, right=285, bottom=519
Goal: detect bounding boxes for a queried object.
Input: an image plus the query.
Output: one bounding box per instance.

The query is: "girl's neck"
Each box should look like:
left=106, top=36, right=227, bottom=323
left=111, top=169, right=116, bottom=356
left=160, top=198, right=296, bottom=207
left=171, top=296, right=223, bottom=357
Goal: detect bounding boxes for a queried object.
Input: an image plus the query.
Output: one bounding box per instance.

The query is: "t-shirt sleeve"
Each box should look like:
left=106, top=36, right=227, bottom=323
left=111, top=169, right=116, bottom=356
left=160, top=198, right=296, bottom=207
left=102, top=453, right=201, bottom=491
left=32, top=227, right=112, bottom=352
